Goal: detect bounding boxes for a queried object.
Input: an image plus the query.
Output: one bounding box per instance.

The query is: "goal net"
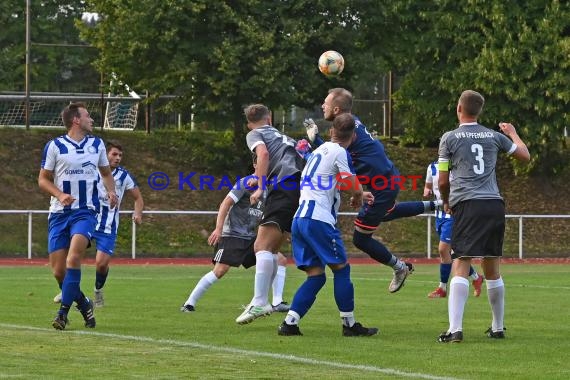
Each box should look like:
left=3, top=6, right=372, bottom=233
left=103, top=74, right=141, bottom=130
left=0, top=92, right=141, bottom=130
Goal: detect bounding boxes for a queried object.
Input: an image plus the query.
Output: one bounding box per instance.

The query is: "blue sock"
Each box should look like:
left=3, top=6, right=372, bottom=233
left=440, top=263, right=452, bottom=284
left=468, top=265, right=475, bottom=276
left=290, top=273, right=326, bottom=319
left=75, top=291, right=89, bottom=308
left=95, top=269, right=109, bottom=290
left=332, top=265, right=354, bottom=312
left=61, top=268, right=81, bottom=312
left=353, top=230, right=396, bottom=265
left=382, top=201, right=426, bottom=222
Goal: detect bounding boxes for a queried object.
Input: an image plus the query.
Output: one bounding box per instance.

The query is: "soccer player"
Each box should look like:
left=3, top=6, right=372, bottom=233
left=437, top=90, right=530, bottom=343
left=235, top=104, right=303, bottom=324
left=278, top=113, right=378, bottom=337
left=38, top=102, right=118, bottom=330
left=180, top=155, right=290, bottom=312
left=53, top=141, right=144, bottom=307
left=424, top=160, right=483, bottom=298
left=305, top=88, right=437, bottom=293
left=92, top=141, right=143, bottom=306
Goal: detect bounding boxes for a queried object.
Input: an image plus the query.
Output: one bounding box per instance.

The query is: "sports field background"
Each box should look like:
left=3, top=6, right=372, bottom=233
left=1, top=261, right=568, bottom=379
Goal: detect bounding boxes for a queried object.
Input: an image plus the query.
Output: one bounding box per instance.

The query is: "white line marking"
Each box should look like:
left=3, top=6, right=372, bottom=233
left=0, top=323, right=460, bottom=380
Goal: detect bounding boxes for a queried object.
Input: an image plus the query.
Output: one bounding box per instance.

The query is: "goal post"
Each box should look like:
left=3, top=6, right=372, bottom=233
left=0, top=92, right=141, bottom=130
left=103, top=73, right=141, bottom=130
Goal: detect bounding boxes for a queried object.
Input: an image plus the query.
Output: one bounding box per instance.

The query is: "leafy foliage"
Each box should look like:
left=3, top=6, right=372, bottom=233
left=0, top=0, right=100, bottom=92
left=384, top=0, right=570, bottom=174
left=78, top=1, right=381, bottom=145
left=2, top=1, right=568, bottom=174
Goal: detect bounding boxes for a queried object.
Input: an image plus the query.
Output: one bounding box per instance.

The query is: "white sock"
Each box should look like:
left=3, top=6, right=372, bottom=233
left=185, top=271, right=218, bottom=307
left=486, top=277, right=505, bottom=332
left=439, top=282, right=447, bottom=291
left=448, top=276, right=469, bottom=333
left=272, top=265, right=286, bottom=306
left=339, top=311, right=356, bottom=327
left=284, top=310, right=301, bottom=325
left=252, top=251, right=274, bottom=306
left=271, top=254, right=278, bottom=287
left=392, top=259, right=405, bottom=271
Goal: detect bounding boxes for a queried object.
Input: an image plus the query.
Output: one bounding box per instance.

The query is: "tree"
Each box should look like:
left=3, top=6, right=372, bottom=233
left=78, top=0, right=386, bottom=148
left=371, top=0, right=569, bottom=174
left=0, top=0, right=100, bottom=93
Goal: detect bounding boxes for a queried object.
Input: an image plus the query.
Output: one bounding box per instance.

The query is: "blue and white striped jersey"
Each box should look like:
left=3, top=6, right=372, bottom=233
left=425, top=161, right=451, bottom=219
left=294, top=141, right=355, bottom=226
left=95, top=166, right=138, bottom=235
left=41, top=135, right=109, bottom=213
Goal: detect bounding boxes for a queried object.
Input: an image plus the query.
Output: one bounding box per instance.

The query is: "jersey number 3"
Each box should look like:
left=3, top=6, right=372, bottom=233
left=471, top=144, right=484, bottom=174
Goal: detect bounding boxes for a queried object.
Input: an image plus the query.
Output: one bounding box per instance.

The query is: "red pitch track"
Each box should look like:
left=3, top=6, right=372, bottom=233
left=0, top=257, right=568, bottom=266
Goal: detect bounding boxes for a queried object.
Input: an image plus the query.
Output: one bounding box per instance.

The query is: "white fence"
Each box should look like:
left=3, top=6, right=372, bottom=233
left=1, top=210, right=569, bottom=259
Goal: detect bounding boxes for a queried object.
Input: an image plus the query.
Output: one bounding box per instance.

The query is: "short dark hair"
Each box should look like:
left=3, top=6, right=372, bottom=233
left=459, top=90, right=485, bottom=117
left=61, top=102, right=87, bottom=129
left=244, top=104, right=270, bottom=123
left=328, top=88, right=353, bottom=113
left=106, top=140, right=123, bottom=152
left=332, top=113, right=355, bottom=142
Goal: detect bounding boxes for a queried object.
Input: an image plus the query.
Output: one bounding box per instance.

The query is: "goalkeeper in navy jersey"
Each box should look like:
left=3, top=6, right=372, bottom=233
left=305, top=88, right=437, bottom=293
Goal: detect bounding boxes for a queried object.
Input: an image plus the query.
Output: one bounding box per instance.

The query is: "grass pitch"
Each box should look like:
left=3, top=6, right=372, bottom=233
left=0, top=263, right=568, bottom=379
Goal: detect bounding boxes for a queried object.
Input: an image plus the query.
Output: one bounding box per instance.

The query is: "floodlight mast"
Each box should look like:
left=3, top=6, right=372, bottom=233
left=24, top=5, right=100, bottom=130
left=25, top=0, right=31, bottom=130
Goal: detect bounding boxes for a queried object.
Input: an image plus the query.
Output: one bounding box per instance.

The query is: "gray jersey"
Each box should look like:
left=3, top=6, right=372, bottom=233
left=246, top=125, right=302, bottom=182
left=439, top=123, right=516, bottom=207
left=222, top=178, right=266, bottom=238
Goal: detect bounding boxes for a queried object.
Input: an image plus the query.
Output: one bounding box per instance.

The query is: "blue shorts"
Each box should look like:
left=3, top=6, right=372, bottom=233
left=48, top=209, right=97, bottom=254
left=291, top=217, right=347, bottom=269
left=436, top=216, right=453, bottom=244
left=93, top=230, right=117, bottom=255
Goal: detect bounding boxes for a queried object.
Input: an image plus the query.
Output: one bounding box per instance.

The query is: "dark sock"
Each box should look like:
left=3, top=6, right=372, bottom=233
left=332, top=265, right=354, bottom=312
left=289, top=273, right=326, bottom=319
left=95, top=268, right=109, bottom=290
left=353, top=230, right=396, bottom=265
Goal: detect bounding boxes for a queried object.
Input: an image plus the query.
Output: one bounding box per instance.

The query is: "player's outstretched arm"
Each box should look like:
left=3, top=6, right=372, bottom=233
left=304, top=118, right=324, bottom=147
left=129, top=187, right=144, bottom=224
left=99, top=166, right=118, bottom=208
left=499, top=122, right=530, bottom=162
left=208, top=196, right=235, bottom=246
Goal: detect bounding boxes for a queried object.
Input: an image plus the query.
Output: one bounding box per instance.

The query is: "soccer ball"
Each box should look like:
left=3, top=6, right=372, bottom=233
left=318, top=50, right=344, bottom=77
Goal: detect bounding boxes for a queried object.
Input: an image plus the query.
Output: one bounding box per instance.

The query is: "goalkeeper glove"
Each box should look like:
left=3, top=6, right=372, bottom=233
left=303, top=118, right=319, bottom=143
left=295, top=138, right=312, bottom=160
